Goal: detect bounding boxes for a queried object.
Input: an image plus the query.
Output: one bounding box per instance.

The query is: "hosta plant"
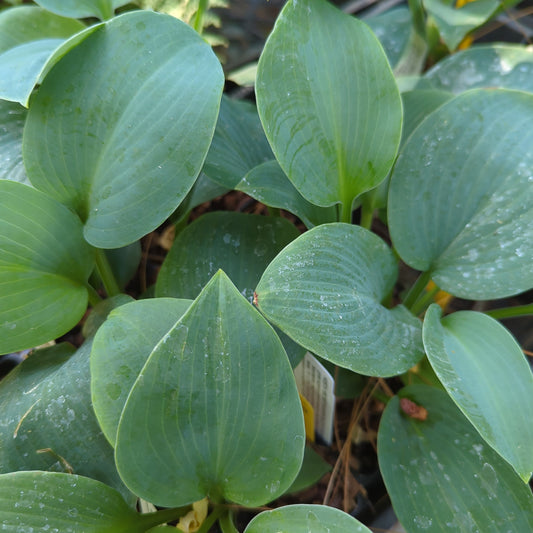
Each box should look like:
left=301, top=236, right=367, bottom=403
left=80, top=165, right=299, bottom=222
left=1, top=0, right=533, bottom=531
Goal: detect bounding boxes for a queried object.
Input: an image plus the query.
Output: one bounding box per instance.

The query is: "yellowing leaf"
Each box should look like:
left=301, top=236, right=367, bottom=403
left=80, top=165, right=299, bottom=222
left=177, top=498, right=208, bottom=533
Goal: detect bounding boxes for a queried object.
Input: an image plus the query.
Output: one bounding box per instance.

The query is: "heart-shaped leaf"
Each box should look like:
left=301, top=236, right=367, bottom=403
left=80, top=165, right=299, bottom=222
left=0, top=342, right=133, bottom=502
left=155, top=212, right=306, bottom=367
left=91, top=298, right=192, bottom=446
left=256, top=0, right=402, bottom=219
left=236, top=161, right=337, bottom=228
left=255, top=223, right=424, bottom=376
left=423, top=0, right=500, bottom=51
left=378, top=385, right=533, bottom=532
left=0, top=100, right=28, bottom=184
left=34, top=0, right=129, bottom=20
left=422, top=44, right=533, bottom=94
left=423, top=305, right=533, bottom=481
left=0, top=472, right=158, bottom=533
left=202, top=95, right=274, bottom=189
left=389, top=89, right=533, bottom=299
left=0, top=180, right=94, bottom=354
left=115, top=271, right=305, bottom=507
left=23, top=10, right=223, bottom=248
left=244, top=504, right=371, bottom=533
left=156, top=212, right=299, bottom=302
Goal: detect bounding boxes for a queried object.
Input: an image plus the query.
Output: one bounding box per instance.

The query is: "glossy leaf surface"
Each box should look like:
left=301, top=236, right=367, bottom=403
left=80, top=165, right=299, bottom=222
left=423, top=306, right=533, bottom=481
left=256, top=0, right=402, bottom=213
left=389, top=89, right=533, bottom=299
left=378, top=385, right=533, bottom=532
left=0, top=100, right=27, bottom=183
left=23, top=10, right=223, bottom=248
left=236, top=161, right=337, bottom=228
left=34, top=0, right=129, bottom=20
left=422, top=44, right=533, bottom=94
left=156, top=212, right=300, bottom=302
left=423, top=0, right=499, bottom=51
left=0, top=342, right=132, bottom=501
left=0, top=181, right=93, bottom=354
left=202, top=95, right=273, bottom=189
left=116, top=272, right=305, bottom=507
left=255, top=224, right=424, bottom=376
left=244, top=504, right=371, bottom=533
left=0, top=472, right=150, bottom=533
left=91, top=298, right=192, bottom=446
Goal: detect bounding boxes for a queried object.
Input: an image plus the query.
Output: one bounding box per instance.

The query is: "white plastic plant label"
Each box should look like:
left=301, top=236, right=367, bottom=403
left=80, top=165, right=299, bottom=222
left=294, top=352, right=335, bottom=445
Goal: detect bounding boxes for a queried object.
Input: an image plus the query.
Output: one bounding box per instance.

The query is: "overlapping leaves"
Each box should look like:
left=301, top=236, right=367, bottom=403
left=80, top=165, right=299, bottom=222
left=23, top=10, right=223, bottom=248
left=389, top=89, right=533, bottom=299
left=255, top=224, right=423, bottom=376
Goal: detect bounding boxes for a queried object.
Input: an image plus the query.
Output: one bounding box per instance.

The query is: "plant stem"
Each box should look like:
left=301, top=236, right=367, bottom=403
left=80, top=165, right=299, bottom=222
left=219, top=509, right=240, bottom=533
left=196, top=506, right=225, bottom=533
left=359, top=201, right=374, bottom=230
left=193, top=0, right=209, bottom=34
left=486, top=303, right=533, bottom=320
left=99, top=0, right=114, bottom=20
left=137, top=505, right=191, bottom=530
left=339, top=199, right=352, bottom=224
left=94, top=248, right=121, bottom=297
left=86, top=283, right=103, bottom=307
left=403, top=270, right=432, bottom=311
left=410, top=283, right=439, bottom=316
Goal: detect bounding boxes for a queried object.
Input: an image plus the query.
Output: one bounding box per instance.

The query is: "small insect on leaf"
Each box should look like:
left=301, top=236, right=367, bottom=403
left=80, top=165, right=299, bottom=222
left=253, top=291, right=258, bottom=306
left=400, top=397, right=428, bottom=421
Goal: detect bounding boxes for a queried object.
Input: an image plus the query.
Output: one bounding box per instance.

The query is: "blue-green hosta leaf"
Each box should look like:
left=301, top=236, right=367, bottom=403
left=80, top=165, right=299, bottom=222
left=23, top=10, right=223, bottom=248
left=423, top=0, right=500, bottom=51
left=422, top=44, right=533, bottom=94
left=0, top=100, right=28, bottom=184
left=0, top=5, right=84, bottom=52
left=115, top=271, right=305, bottom=507
left=423, top=306, right=533, bottom=481
left=0, top=180, right=94, bottom=354
left=244, top=504, right=371, bottom=533
left=156, top=211, right=300, bottom=302
left=256, top=0, right=402, bottom=217
left=0, top=471, right=169, bottom=532
left=236, top=161, right=337, bottom=228
left=81, top=293, right=134, bottom=339
left=365, top=6, right=412, bottom=70
left=400, top=89, right=453, bottom=146
left=286, top=446, right=331, bottom=495
left=34, top=0, right=129, bottom=20
left=91, top=298, right=192, bottom=446
left=378, top=385, right=533, bottom=532
left=202, top=95, right=274, bottom=189
left=155, top=212, right=305, bottom=367
left=389, top=89, right=533, bottom=299
left=0, top=6, right=87, bottom=106
left=255, top=224, right=424, bottom=376
left=0, top=342, right=133, bottom=502
left=171, top=172, right=229, bottom=224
